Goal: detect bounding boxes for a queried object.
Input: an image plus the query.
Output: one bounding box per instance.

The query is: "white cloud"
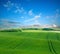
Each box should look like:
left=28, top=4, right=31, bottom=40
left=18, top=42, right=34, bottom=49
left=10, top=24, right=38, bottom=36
left=24, top=14, right=41, bottom=22
left=14, top=8, right=21, bottom=13
left=14, top=7, right=23, bottom=13
left=53, top=24, right=57, bottom=27
left=34, top=15, right=41, bottom=19
left=3, top=0, right=14, bottom=10
left=20, top=16, right=24, bottom=18
left=42, top=24, right=52, bottom=28
left=0, top=19, right=19, bottom=26
left=43, top=24, right=57, bottom=28
left=24, top=18, right=35, bottom=22
left=28, top=10, right=33, bottom=16
left=14, top=6, right=26, bottom=14
left=51, top=24, right=57, bottom=27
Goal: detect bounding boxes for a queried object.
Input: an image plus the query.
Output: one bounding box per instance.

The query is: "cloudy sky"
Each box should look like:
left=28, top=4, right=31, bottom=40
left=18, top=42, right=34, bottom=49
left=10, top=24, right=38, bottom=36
left=0, top=0, right=60, bottom=28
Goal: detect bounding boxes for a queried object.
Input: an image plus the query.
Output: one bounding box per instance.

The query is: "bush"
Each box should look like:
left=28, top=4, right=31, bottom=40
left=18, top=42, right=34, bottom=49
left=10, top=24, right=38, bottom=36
left=42, top=28, right=54, bottom=31
left=0, top=29, right=22, bottom=32
left=22, top=28, right=39, bottom=30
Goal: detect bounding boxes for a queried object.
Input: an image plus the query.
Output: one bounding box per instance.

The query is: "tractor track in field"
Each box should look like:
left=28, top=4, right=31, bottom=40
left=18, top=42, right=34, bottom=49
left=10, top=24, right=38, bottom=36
left=47, top=34, right=58, bottom=54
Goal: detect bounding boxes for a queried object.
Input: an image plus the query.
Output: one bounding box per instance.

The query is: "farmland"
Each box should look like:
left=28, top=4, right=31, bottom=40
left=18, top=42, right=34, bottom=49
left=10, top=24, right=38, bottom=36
left=0, top=30, right=60, bottom=54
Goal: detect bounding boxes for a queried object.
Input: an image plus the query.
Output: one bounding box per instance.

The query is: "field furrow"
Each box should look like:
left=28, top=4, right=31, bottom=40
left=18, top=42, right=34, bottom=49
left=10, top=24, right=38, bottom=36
left=47, top=33, right=58, bottom=54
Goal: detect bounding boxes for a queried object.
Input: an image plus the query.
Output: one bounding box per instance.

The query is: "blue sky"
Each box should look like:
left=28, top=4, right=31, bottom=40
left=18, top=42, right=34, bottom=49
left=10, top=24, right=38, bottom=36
left=0, top=0, right=60, bottom=28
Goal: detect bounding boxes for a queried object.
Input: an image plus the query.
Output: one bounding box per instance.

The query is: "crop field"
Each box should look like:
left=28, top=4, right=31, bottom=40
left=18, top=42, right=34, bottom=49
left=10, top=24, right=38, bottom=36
left=0, top=30, right=60, bottom=54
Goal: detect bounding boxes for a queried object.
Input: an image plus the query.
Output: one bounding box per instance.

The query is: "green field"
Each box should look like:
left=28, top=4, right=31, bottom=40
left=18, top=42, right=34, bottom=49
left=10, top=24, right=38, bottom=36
left=0, top=30, right=60, bottom=54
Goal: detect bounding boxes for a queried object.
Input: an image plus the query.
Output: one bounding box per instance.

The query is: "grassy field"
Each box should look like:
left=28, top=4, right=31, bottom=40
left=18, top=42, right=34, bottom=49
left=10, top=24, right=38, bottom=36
left=0, top=30, right=60, bottom=54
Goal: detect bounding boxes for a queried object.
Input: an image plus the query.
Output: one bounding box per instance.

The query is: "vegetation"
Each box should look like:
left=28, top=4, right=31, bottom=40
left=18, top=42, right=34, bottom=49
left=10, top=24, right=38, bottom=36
left=0, top=29, right=22, bottom=32
left=0, top=30, right=60, bottom=54
left=42, top=28, right=54, bottom=31
left=22, top=28, right=40, bottom=30
left=0, top=28, right=60, bottom=32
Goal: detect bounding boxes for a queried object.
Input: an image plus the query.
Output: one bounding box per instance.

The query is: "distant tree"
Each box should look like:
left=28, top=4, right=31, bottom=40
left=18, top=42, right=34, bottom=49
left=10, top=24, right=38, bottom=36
left=42, top=28, right=54, bottom=31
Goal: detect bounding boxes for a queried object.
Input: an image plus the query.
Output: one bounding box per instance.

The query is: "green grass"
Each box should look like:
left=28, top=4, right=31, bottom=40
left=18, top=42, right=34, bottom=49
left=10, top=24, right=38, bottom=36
left=0, top=31, right=60, bottom=54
